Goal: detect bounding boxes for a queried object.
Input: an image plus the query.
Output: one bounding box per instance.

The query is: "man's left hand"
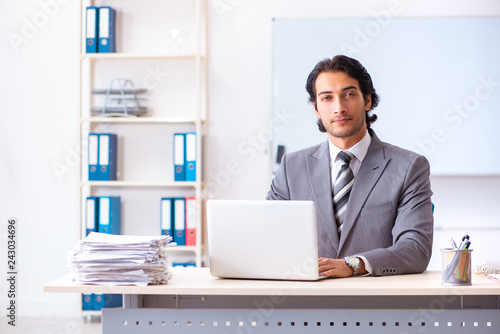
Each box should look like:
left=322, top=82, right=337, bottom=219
left=318, top=257, right=367, bottom=277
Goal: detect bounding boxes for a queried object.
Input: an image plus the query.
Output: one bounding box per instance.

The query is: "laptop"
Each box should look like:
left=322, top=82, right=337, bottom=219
left=206, top=200, right=327, bottom=281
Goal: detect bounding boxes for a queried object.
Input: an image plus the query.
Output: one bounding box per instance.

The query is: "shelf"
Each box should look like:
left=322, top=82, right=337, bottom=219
left=81, top=117, right=203, bottom=124
left=80, top=53, right=205, bottom=61
left=83, top=181, right=199, bottom=188
left=78, top=0, right=208, bottom=277
left=166, top=246, right=197, bottom=252
left=81, top=310, right=103, bottom=317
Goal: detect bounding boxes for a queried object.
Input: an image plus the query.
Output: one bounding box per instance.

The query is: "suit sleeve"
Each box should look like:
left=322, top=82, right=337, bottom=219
left=358, top=154, right=434, bottom=275
left=266, top=154, right=290, bottom=200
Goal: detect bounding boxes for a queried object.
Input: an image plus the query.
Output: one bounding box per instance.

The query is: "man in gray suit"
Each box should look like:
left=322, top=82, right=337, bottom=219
left=266, top=55, right=433, bottom=277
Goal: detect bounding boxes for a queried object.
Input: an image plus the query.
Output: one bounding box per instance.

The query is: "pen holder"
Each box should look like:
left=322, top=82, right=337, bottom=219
left=441, top=248, right=472, bottom=286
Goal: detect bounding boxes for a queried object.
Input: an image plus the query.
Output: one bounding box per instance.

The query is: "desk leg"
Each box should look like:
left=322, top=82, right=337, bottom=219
left=123, top=294, right=142, bottom=308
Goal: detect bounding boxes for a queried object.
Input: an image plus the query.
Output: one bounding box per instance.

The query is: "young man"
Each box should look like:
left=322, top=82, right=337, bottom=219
left=266, top=55, right=433, bottom=277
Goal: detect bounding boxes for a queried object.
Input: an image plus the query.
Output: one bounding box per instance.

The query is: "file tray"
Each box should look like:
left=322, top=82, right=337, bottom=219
left=92, top=78, right=149, bottom=117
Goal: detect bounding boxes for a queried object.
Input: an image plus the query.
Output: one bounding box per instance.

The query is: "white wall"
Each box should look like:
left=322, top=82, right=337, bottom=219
left=0, top=0, right=499, bottom=318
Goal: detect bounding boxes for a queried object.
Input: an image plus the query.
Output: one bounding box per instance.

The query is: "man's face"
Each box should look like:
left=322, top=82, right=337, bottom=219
left=314, top=71, right=371, bottom=149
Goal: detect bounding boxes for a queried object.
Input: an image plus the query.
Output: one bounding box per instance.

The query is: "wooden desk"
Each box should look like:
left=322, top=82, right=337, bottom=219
left=45, top=268, right=500, bottom=333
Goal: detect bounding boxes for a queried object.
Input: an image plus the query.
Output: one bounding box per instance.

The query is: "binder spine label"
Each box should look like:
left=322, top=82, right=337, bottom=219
left=99, top=197, right=110, bottom=225
left=86, top=198, right=96, bottom=230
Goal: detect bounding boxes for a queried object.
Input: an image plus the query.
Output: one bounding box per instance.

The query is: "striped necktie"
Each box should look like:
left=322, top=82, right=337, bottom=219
left=333, top=151, right=355, bottom=234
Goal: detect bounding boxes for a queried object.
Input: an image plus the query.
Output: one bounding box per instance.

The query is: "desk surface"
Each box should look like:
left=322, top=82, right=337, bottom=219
left=44, top=268, right=500, bottom=296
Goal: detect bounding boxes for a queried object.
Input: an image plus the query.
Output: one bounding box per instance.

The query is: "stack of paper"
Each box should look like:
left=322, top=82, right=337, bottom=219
left=68, top=232, right=176, bottom=286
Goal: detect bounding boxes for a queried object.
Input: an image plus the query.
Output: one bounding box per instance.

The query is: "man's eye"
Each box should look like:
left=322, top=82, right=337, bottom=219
left=345, top=92, right=355, bottom=97
left=321, top=96, right=332, bottom=101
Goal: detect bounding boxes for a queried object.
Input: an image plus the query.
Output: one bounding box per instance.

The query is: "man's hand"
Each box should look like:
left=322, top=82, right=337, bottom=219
left=318, top=257, right=367, bottom=277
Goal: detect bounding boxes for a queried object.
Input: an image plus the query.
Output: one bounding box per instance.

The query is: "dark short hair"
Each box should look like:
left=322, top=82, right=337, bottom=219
left=305, top=55, right=379, bottom=132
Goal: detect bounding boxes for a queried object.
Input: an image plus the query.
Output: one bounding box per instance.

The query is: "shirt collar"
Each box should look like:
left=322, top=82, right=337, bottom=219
left=328, top=130, right=372, bottom=163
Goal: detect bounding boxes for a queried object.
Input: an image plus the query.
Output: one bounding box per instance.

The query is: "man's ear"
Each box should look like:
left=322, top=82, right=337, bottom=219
left=313, top=102, right=320, bottom=117
left=364, top=94, right=372, bottom=111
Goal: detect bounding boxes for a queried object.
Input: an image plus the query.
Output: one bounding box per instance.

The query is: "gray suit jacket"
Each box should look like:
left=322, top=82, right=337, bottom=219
left=266, top=131, right=434, bottom=276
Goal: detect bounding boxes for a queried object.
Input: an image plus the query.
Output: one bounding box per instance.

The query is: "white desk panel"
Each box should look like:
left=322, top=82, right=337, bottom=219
left=45, top=267, right=500, bottom=296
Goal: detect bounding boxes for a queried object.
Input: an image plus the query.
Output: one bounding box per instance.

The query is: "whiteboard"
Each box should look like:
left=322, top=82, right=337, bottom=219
left=273, top=18, right=500, bottom=175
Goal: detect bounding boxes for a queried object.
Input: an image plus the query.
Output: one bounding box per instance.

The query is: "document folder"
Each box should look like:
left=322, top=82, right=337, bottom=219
left=82, top=294, right=93, bottom=310
left=94, top=294, right=104, bottom=310
left=94, top=294, right=122, bottom=311
left=98, top=133, right=117, bottom=181
left=185, top=132, right=197, bottom=181
left=88, top=134, right=99, bottom=180
left=160, top=198, right=173, bottom=237
left=173, top=133, right=185, bottom=181
left=85, top=7, right=98, bottom=53
left=173, top=198, right=185, bottom=245
left=185, top=196, right=196, bottom=246
left=98, top=196, right=121, bottom=235
left=98, top=7, right=116, bottom=53
left=173, top=262, right=196, bottom=267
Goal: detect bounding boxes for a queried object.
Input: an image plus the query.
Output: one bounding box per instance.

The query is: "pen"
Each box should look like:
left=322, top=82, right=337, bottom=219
left=450, top=237, right=457, bottom=249
left=457, top=235, right=470, bottom=250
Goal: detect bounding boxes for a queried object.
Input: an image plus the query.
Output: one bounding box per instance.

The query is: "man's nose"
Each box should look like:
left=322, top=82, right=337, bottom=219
left=331, top=98, right=347, bottom=115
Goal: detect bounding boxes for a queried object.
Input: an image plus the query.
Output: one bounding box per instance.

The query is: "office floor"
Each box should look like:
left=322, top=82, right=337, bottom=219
left=0, top=316, right=101, bottom=334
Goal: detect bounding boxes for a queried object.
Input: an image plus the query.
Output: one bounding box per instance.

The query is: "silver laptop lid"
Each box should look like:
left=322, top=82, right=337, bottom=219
left=207, top=200, right=321, bottom=280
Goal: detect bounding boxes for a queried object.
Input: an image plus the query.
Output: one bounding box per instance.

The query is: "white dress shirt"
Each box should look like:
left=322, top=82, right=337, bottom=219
left=328, top=130, right=374, bottom=275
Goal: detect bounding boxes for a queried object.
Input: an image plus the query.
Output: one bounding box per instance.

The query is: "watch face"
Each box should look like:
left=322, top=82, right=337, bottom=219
left=345, top=256, right=360, bottom=275
left=347, top=256, right=360, bottom=267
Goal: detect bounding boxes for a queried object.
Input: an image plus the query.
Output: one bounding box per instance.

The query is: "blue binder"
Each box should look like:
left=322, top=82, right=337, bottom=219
left=93, top=196, right=123, bottom=311
left=173, top=133, right=185, bottom=181
left=88, top=134, right=99, bottom=181
left=85, top=197, right=99, bottom=236
left=98, top=7, right=116, bottom=53
left=97, top=133, right=117, bottom=181
left=82, top=294, right=93, bottom=310
left=172, top=262, right=186, bottom=267
left=161, top=198, right=173, bottom=237
left=94, top=293, right=122, bottom=311
left=105, top=294, right=123, bottom=308
left=172, top=262, right=196, bottom=267
left=173, top=198, right=185, bottom=245
left=94, top=294, right=104, bottom=310
left=85, top=7, right=98, bottom=53
left=185, top=132, right=197, bottom=181
left=98, top=196, right=121, bottom=235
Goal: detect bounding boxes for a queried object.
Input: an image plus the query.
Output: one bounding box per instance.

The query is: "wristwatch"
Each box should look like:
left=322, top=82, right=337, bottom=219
left=344, top=256, right=361, bottom=276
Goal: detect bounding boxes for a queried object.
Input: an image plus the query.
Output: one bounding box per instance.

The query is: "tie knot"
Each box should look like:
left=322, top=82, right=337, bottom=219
left=337, top=151, right=354, bottom=165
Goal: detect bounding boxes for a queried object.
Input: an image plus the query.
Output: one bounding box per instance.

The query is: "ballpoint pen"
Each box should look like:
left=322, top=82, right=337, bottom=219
left=450, top=237, right=457, bottom=249
left=457, top=235, right=470, bottom=251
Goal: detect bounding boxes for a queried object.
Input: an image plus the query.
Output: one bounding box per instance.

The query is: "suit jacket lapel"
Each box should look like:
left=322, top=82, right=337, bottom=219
left=338, top=132, right=390, bottom=254
left=306, top=140, right=340, bottom=252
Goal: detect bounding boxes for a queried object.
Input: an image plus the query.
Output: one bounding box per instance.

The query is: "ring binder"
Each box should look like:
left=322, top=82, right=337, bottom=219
left=85, top=7, right=98, bottom=53
left=98, top=7, right=116, bottom=53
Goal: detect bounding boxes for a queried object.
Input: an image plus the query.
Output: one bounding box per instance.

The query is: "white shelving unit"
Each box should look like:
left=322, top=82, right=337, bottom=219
left=77, top=0, right=207, bottom=316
